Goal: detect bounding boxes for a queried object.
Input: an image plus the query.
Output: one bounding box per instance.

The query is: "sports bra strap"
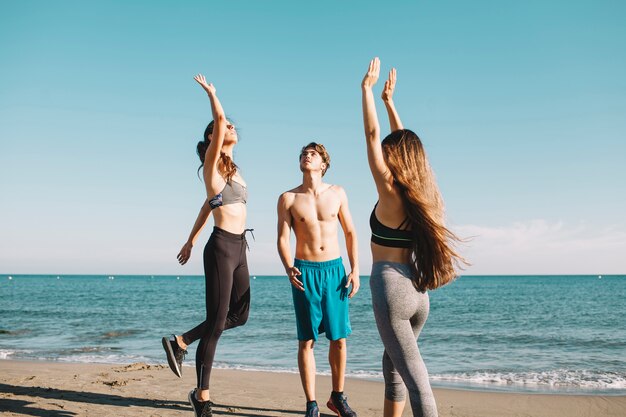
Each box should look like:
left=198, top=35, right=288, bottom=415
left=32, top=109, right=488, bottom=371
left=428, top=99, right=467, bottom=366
left=397, top=217, right=410, bottom=230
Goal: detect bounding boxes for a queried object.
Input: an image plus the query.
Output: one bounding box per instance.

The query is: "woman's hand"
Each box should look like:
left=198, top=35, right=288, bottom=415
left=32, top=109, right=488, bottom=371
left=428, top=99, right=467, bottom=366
left=381, top=68, right=397, bottom=103
left=194, top=74, right=216, bottom=96
left=361, top=57, right=380, bottom=89
left=177, top=241, right=193, bottom=265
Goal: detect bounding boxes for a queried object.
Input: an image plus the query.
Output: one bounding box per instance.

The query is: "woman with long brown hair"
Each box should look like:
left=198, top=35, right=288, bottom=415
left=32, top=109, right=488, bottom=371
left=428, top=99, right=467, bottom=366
left=361, top=58, right=464, bottom=417
left=162, top=74, right=251, bottom=417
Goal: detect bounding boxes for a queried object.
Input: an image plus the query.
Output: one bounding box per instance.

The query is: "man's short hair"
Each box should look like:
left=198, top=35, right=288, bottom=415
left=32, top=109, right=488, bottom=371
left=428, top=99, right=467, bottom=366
left=300, top=142, right=331, bottom=176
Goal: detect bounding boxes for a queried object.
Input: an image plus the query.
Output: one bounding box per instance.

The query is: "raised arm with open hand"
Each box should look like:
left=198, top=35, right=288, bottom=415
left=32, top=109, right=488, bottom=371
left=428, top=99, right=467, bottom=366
left=361, top=57, right=393, bottom=192
left=193, top=73, right=227, bottom=196
left=382, top=68, right=403, bottom=131
left=361, top=57, right=380, bottom=89
left=194, top=74, right=216, bottom=96
left=381, top=68, right=396, bottom=102
left=361, top=58, right=380, bottom=140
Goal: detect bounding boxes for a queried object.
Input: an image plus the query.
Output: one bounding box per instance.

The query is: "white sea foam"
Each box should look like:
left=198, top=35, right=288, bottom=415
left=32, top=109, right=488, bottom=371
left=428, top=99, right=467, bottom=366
left=0, top=349, right=33, bottom=360
left=211, top=363, right=384, bottom=379
left=431, top=369, right=626, bottom=390
left=0, top=349, right=16, bottom=359
left=345, top=369, right=384, bottom=380
left=212, top=362, right=301, bottom=374
left=55, top=354, right=155, bottom=365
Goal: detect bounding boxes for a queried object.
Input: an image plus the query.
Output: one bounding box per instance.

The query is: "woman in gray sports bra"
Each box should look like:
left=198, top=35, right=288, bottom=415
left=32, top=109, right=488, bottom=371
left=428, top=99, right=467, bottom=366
left=361, top=58, right=465, bottom=417
left=163, top=74, right=251, bottom=417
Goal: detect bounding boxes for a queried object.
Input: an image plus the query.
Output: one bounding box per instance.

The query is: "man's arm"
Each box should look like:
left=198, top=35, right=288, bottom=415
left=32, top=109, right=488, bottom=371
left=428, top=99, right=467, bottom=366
left=277, top=193, right=304, bottom=291
left=336, top=187, right=360, bottom=298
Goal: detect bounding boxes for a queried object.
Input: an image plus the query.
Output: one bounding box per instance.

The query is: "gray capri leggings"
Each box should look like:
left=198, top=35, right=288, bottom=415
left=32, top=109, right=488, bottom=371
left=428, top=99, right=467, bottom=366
left=370, top=261, right=438, bottom=417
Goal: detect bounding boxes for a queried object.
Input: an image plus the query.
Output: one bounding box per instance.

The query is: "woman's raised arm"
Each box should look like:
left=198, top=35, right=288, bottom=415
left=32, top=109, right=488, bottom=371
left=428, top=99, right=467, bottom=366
left=381, top=68, right=403, bottom=132
left=194, top=74, right=226, bottom=184
left=361, top=58, right=393, bottom=192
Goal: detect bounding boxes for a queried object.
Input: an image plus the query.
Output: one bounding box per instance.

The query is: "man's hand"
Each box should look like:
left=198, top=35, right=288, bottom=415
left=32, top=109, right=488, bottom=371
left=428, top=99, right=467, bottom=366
left=286, top=266, right=304, bottom=291
left=346, top=271, right=360, bottom=298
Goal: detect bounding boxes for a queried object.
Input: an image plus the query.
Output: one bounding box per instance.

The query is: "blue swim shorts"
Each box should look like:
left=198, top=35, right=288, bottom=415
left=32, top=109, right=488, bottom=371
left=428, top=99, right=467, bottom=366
left=291, top=257, right=352, bottom=341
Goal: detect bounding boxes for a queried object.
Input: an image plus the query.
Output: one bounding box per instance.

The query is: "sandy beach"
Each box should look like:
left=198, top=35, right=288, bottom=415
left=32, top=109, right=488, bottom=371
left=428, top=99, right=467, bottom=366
left=0, top=360, right=624, bottom=417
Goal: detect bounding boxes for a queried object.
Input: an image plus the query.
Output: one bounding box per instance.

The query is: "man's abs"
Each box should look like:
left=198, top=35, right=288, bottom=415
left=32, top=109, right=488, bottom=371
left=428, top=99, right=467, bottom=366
left=294, top=233, right=341, bottom=262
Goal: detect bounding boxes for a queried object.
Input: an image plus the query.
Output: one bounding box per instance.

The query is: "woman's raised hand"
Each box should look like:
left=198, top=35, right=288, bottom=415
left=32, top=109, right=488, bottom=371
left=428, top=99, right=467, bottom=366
left=361, top=57, right=380, bottom=89
left=381, top=68, right=397, bottom=102
left=194, top=74, right=216, bottom=96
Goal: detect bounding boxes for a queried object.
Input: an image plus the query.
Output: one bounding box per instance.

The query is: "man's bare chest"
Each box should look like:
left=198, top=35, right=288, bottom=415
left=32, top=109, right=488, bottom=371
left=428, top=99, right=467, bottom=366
left=290, top=195, right=340, bottom=223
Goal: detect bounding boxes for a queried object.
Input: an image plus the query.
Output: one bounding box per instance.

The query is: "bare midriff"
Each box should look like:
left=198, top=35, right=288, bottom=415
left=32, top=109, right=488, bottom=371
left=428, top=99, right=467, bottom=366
left=213, top=203, right=247, bottom=234
left=371, top=243, right=411, bottom=264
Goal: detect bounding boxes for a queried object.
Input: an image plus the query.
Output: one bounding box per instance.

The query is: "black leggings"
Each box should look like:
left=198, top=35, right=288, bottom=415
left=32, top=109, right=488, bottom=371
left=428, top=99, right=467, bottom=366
left=182, top=227, right=251, bottom=389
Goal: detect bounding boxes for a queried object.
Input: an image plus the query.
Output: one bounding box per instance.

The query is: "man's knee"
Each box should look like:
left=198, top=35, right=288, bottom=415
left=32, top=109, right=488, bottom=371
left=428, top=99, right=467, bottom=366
left=329, top=338, right=346, bottom=350
left=299, top=340, right=315, bottom=351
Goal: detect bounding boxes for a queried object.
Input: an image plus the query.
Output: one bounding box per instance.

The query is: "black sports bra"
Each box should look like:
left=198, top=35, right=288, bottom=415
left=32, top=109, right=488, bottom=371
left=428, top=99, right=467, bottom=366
left=208, top=179, right=247, bottom=209
left=370, top=203, right=412, bottom=248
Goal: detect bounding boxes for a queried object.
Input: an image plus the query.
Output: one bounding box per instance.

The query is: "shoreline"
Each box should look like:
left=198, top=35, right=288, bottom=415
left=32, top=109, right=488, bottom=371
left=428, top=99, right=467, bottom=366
left=2, top=356, right=625, bottom=397
left=1, top=359, right=625, bottom=417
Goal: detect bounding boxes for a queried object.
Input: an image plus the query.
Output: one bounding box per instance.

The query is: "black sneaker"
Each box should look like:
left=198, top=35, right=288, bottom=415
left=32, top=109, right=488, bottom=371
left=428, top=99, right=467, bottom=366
left=305, top=401, right=320, bottom=417
left=327, top=393, right=357, bottom=417
left=188, top=389, right=214, bottom=417
left=162, top=334, right=187, bottom=377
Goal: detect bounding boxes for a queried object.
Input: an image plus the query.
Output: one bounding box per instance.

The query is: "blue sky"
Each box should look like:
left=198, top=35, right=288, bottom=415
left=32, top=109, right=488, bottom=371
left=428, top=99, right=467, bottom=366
left=1, top=0, right=625, bottom=275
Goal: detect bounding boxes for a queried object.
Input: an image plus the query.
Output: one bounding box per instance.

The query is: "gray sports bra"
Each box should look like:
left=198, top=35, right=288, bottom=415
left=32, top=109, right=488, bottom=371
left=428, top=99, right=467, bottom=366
left=208, top=179, right=247, bottom=209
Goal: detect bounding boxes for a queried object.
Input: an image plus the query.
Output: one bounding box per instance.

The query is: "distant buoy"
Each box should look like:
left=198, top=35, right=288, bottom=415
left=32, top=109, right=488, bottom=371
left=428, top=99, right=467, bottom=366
left=57, top=276, right=60, bottom=280
left=253, top=276, right=257, bottom=280
left=598, top=275, right=602, bottom=279
left=8, top=276, right=12, bottom=280
left=177, top=276, right=180, bottom=280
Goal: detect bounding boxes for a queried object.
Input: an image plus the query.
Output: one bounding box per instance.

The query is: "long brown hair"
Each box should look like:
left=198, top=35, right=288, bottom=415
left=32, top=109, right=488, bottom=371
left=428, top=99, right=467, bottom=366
left=382, top=129, right=465, bottom=291
left=196, top=120, right=238, bottom=181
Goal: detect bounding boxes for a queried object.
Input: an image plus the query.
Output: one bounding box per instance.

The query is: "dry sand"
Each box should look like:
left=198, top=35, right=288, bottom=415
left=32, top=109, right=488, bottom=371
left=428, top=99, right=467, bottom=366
left=1, top=360, right=624, bottom=417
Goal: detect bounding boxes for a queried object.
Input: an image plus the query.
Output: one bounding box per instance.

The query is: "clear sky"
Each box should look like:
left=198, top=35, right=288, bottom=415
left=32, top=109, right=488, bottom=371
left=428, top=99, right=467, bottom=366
left=1, top=0, right=625, bottom=275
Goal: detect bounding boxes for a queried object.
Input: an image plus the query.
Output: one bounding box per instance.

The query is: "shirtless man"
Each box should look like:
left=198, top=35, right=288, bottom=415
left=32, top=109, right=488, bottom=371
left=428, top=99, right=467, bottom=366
left=277, top=142, right=360, bottom=417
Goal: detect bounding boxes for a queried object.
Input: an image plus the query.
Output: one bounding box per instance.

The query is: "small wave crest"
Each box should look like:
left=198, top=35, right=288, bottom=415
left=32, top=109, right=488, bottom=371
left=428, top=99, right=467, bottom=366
left=210, top=363, right=383, bottom=380
left=56, top=346, right=123, bottom=355
left=431, top=369, right=626, bottom=391
left=99, top=330, right=142, bottom=340
left=0, top=349, right=33, bottom=359
left=212, top=362, right=300, bottom=374
left=56, top=354, right=155, bottom=364
left=0, top=329, right=31, bottom=336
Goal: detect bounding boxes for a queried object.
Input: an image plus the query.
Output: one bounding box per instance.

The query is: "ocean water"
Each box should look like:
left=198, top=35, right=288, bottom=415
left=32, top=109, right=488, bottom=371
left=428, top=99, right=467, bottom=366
left=1, top=274, right=625, bottom=394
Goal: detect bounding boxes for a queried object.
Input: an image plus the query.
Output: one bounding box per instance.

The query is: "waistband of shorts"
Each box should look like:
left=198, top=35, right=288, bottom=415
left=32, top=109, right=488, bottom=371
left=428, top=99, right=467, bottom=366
left=371, top=261, right=413, bottom=276
left=211, top=226, right=249, bottom=240
left=294, top=257, right=343, bottom=269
